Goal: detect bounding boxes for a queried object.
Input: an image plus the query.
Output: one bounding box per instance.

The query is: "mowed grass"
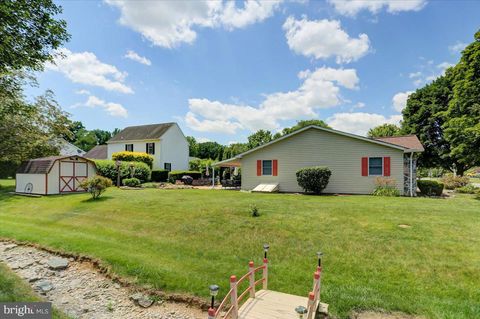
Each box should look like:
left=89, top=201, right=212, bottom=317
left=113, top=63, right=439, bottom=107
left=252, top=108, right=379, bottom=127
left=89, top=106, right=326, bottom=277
left=0, top=180, right=479, bottom=318
left=0, top=263, right=70, bottom=319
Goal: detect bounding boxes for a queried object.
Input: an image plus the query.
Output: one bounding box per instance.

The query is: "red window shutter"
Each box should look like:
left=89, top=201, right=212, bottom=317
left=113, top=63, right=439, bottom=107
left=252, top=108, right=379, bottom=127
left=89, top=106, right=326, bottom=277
left=257, top=160, right=262, bottom=176
left=273, top=160, right=278, bottom=176
left=361, top=157, right=368, bottom=176
left=384, top=157, right=391, bottom=176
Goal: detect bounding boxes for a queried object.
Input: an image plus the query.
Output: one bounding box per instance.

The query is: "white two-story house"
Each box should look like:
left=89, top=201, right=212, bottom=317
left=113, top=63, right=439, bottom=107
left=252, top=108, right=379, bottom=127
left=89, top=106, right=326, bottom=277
left=106, top=122, right=189, bottom=171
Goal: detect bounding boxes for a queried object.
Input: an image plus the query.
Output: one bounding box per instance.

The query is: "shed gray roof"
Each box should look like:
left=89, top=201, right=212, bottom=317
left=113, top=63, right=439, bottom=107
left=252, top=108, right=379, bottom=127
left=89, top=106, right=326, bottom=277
left=108, top=123, right=174, bottom=142
left=84, top=144, right=108, bottom=159
left=17, top=156, right=95, bottom=174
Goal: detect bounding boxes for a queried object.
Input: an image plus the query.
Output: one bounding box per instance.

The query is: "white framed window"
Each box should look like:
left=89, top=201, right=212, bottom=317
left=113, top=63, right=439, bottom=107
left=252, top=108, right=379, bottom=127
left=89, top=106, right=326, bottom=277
left=368, top=157, right=383, bottom=176
left=146, top=143, right=155, bottom=155
left=125, top=144, right=133, bottom=152
left=262, top=160, right=272, bottom=175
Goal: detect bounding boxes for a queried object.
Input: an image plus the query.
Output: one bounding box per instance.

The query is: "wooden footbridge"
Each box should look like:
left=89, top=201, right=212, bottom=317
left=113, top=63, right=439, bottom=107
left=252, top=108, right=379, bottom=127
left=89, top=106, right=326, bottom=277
left=207, top=245, right=329, bottom=319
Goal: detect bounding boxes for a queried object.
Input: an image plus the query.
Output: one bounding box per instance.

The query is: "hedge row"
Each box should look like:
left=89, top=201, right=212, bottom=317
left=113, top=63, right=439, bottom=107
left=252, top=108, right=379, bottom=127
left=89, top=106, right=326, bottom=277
left=94, top=160, right=151, bottom=184
left=151, top=169, right=169, bottom=182
left=112, top=151, right=154, bottom=168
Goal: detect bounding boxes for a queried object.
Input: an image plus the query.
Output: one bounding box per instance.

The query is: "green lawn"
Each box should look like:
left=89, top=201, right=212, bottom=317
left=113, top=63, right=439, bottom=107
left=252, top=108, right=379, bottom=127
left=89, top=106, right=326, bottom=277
left=0, top=180, right=479, bottom=318
left=0, top=262, right=69, bottom=319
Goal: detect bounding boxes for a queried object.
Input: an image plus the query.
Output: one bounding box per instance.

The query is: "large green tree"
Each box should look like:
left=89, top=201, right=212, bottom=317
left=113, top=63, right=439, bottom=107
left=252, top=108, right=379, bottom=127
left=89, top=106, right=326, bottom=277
left=441, top=30, right=480, bottom=174
left=0, top=0, right=69, bottom=73
left=247, top=130, right=273, bottom=149
left=0, top=90, right=71, bottom=163
left=196, top=141, right=225, bottom=160
left=402, top=29, right=480, bottom=175
left=367, top=124, right=401, bottom=138
left=281, top=119, right=330, bottom=136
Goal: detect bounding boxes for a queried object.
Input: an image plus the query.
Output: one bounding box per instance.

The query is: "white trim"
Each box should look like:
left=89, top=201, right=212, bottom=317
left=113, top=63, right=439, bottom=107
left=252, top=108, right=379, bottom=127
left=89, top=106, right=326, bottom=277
left=368, top=156, right=384, bottom=177
left=219, top=126, right=407, bottom=164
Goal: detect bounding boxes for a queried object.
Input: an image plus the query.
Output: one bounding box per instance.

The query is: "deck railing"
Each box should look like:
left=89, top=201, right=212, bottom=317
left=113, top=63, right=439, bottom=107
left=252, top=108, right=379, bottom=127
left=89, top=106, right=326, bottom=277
left=208, top=258, right=268, bottom=319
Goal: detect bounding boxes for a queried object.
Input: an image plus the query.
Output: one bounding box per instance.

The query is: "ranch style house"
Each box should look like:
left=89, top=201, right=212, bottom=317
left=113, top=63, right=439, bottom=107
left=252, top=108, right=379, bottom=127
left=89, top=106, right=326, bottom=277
left=216, top=125, right=424, bottom=196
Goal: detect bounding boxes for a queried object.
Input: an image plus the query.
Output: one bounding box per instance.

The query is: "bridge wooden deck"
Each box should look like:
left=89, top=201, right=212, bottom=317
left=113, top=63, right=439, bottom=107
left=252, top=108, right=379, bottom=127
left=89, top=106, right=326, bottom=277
left=238, top=290, right=328, bottom=319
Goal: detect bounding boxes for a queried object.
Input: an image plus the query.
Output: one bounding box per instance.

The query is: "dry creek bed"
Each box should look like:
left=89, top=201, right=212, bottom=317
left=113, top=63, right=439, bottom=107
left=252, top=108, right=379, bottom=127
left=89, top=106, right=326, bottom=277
left=0, top=241, right=204, bottom=319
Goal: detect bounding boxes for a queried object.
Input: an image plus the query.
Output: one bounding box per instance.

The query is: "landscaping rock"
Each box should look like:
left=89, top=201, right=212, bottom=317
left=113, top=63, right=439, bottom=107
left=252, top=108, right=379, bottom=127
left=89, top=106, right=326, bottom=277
left=48, top=257, right=69, bottom=270
left=37, top=280, right=54, bottom=292
left=138, top=297, right=154, bottom=308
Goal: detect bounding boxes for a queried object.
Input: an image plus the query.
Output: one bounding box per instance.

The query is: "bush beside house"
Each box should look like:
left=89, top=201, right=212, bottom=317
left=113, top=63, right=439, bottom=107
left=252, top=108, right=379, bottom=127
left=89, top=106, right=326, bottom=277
left=94, top=160, right=151, bottom=184
left=112, top=151, right=154, bottom=168
left=418, top=180, right=444, bottom=196
left=296, top=166, right=331, bottom=194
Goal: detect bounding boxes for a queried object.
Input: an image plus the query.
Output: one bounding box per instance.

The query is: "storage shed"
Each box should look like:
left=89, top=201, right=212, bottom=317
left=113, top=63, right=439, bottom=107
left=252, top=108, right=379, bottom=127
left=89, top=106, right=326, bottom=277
left=16, top=156, right=97, bottom=195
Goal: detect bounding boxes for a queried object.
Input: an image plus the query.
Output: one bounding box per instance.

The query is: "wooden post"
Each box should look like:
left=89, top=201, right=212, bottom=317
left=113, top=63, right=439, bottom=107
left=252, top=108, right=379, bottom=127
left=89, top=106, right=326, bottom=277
left=208, top=307, right=215, bottom=319
left=306, top=292, right=315, bottom=319
left=230, top=275, right=238, bottom=319
left=317, top=266, right=322, bottom=302
left=313, top=271, right=320, bottom=303
left=249, top=261, right=256, bottom=298
left=262, top=258, right=268, bottom=290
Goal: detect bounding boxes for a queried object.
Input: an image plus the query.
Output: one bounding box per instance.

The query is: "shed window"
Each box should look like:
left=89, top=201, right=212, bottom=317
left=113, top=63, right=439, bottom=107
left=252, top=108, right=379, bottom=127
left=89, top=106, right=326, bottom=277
left=369, top=157, right=383, bottom=176
left=125, top=144, right=133, bottom=152
left=164, top=163, right=171, bottom=171
left=146, top=143, right=155, bottom=155
left=262, top=160, right=272, bottom=175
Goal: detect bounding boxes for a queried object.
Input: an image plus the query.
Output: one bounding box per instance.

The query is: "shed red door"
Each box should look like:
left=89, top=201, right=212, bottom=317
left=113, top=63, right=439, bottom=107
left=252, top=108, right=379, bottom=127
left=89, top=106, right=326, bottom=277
left=59, top=160, right=88, bottom=193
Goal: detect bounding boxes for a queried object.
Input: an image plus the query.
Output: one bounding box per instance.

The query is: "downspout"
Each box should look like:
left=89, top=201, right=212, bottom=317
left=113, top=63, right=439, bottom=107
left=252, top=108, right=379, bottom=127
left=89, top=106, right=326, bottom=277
left=409, top=152, right=414, bottom=197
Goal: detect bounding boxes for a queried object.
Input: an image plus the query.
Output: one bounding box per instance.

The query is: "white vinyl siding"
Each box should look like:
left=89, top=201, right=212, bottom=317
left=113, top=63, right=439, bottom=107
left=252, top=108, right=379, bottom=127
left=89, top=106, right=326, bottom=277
left=240, top=128, right=404, bottom=195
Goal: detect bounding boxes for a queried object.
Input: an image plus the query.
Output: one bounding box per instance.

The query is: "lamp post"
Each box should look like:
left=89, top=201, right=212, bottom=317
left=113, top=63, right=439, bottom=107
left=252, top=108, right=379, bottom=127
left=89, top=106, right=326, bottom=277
left=295, top=305, right=307, bottom=319
left=115, top=160, right=121, bottom=187
left=317, top=251, right=323, bottom=268
left=263, top=243, right=270, bottom=259
left=209, top=284, right=219, bottom=309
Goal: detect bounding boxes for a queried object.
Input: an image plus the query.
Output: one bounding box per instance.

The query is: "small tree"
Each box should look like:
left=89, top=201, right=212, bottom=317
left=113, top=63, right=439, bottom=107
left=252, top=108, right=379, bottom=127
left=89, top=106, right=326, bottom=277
left=80, top=175, right=112, bottom=200
left=296, top=166, right=332, bottom=194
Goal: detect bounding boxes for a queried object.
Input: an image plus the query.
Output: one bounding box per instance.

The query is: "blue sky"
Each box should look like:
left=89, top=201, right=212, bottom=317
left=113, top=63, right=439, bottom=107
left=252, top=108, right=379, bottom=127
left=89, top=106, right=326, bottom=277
left=29, top=0, right=480, bottom=144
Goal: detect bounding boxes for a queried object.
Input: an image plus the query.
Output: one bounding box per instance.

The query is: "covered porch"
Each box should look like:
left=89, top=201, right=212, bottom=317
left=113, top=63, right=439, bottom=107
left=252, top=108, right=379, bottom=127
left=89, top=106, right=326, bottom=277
left=214, top=158, right=242, bottom=189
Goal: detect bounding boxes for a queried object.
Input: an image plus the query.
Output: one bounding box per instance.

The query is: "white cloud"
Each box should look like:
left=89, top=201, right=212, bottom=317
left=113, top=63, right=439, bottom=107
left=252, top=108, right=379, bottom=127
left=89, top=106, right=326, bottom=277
left=392, top=91, right=413, bottom=112
left=185, top=67, right=359, bottom=134
left=75, top=89, right=91, bottom=95
left=124, top=50, right=151, bottom=66
left=327, top=112, right=402, bottom=136
left=80, top=95, right=128, bottom=118
left=328, top=0, right=427, bottom=16
left=449, top=41, right=467, bottom=54
left=283, top=17, right=370, bottom=63
left=47, top=48, right=133, bottom=94
left=409, top=60, right=454, bottom=86
left=105, top=0, right=281, bottom=48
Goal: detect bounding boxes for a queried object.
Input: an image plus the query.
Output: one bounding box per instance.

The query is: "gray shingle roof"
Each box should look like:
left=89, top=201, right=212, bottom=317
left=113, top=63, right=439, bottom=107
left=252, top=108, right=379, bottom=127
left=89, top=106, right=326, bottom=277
left=84, top=144, right=108, bottom=159
left=108, top=123, right=174, bottom=142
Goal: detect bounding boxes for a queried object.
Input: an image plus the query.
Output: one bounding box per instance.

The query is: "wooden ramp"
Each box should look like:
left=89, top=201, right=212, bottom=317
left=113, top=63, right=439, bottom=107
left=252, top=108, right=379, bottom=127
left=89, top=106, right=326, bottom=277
left=239, top=290, right=328, bottom=319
